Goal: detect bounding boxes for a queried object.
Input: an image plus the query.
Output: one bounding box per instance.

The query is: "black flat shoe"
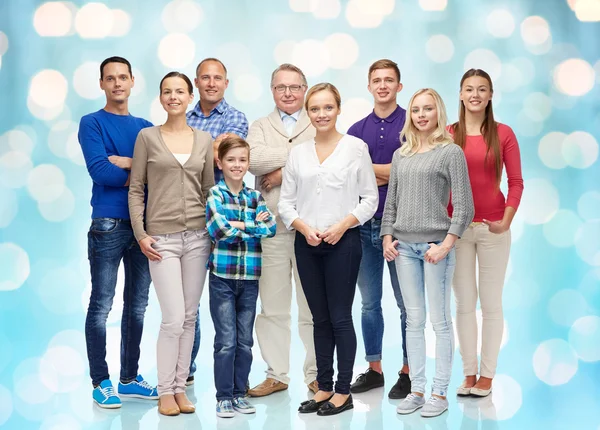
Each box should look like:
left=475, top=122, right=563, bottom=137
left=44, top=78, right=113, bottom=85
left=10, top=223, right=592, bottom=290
left=298, top=394, right=334, bottom=413
left=317, top=394, right=354, bottom=416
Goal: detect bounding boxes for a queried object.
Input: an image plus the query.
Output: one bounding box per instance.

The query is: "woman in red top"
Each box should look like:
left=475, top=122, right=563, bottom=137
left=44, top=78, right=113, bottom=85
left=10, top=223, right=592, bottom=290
left=450, top=69, right=524, bottom=397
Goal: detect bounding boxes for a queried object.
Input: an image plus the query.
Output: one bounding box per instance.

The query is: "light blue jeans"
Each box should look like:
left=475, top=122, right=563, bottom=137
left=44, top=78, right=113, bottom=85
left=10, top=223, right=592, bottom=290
left=394, top=240, right=456, bottom=397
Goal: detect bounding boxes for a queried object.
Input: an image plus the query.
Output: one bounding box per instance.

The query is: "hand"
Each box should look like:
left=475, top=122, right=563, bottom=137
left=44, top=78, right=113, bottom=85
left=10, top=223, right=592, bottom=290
left=256, top=211, right=271, bottom=222
left=424, top=243, right=450, bottom=264
left=139, top=236, right=162, bottom=262
left=213, top=133, right=230, bottom=162
left=303, top=226, right=322, bottom=247
left=229, top=220, right=245, bottom=230
left=108, top=155, right=132, bottom=170
left=260, top=168, right=283, bottom=191
left=483, top=219, right=509, bottom=234
left=320, top=222, right=348, bottom=245
left=383, top=237, right=399, bottom=262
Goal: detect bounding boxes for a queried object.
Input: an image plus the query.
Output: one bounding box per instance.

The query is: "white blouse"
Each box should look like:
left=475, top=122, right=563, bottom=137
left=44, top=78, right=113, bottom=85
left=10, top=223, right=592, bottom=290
left=278, top=134, right=378, bottom=232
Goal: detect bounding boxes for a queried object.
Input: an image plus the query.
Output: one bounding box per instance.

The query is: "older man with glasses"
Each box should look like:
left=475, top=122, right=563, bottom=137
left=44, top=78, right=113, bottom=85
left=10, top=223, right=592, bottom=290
left=247, top=64, right=318, bottom=397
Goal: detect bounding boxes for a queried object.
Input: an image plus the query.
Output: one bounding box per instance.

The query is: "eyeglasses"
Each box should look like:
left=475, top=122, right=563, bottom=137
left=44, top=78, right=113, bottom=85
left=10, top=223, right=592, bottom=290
left=272, top=84, right=306, bottom=94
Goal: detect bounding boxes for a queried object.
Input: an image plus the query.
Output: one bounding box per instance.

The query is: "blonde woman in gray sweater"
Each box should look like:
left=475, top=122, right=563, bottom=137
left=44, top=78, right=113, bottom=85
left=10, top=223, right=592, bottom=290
left=381, top=88, right=474, bottom=418
left=129, top=72, right=214, bottom=416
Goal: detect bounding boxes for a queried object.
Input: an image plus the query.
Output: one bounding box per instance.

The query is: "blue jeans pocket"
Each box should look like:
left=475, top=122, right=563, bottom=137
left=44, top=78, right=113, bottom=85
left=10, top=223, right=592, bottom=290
left=90, top=218, right=118, bottom=233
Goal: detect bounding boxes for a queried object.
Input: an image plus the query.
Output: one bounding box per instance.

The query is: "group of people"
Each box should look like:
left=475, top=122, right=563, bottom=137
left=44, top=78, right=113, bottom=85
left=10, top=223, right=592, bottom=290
left=78, top=55, right=523, bottom=419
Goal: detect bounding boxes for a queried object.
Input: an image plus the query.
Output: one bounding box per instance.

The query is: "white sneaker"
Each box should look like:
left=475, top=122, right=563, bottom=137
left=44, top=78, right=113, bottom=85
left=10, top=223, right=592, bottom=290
left=396, top=393, right=426, bottom=414
left=421, top=396, right=449, bottom=417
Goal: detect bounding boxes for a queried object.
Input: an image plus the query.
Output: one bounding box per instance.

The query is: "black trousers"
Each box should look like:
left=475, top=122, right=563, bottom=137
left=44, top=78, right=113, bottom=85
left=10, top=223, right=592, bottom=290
left=294, top=228, right=362, bottom=394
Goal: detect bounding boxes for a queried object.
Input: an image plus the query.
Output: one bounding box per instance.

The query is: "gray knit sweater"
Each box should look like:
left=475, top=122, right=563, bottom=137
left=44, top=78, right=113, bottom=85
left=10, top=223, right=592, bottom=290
left=381, top=143, right=474, bottom=243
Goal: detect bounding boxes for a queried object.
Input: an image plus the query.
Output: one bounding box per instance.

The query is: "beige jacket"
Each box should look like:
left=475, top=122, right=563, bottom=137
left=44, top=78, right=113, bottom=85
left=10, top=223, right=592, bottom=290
left=248, top=108, right=316, bottom=234
left=128, top=126, right=214, bottom=241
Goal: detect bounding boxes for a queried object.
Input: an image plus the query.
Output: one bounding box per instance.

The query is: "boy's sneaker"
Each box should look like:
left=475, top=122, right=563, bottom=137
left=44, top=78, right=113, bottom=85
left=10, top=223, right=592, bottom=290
left=421, top=396, right=449, bottom=417
left=388, top=372, right=411, bottom=399
left=118, top=375, right=159, bottom=399
left=396, top=393, right=425, bottom=414
left=233, top=396, right=256, bottom=414
left=186, top=376, right=194, bottom=387
left=93, top=379, right=122, bottom=409
left=216, top=400, right=235, bottom=418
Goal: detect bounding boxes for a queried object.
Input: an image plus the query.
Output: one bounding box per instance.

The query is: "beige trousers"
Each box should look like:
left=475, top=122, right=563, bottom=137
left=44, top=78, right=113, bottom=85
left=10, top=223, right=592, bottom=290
left=453, top=223, right=511, bottom=378
left=254, top=233, right=317, bottom=385
left=149, top=229, right=211, bottom=396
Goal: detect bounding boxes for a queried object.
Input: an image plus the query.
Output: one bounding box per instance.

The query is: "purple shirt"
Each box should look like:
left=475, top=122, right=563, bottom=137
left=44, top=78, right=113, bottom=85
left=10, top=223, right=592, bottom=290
left=347, top=105, right=406, bottom=218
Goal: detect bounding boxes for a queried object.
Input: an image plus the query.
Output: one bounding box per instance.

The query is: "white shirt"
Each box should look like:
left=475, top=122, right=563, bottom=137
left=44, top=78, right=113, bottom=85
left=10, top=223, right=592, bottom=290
left=278, top=109, right=300, bottom=136
left=173, top=153, right=191, bottom=165
left=278, top=134, right=378, bottom=232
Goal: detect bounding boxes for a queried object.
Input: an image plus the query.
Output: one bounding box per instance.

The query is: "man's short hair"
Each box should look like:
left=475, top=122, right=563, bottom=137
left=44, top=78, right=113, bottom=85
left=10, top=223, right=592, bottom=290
left=218, top=135, right=250, bottom=161
left=368, top=59, right=401, bottom=82
left=195, top=58, right=228, bottom=77
left=100, top=56, right=132, bottom=80
left=270, top=63, right=308, bottom=86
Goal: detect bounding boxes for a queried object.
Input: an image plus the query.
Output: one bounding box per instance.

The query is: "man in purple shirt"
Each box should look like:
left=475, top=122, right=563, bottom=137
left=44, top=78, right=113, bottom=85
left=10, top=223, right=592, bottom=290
left=347, top=59, right=411, bottom=399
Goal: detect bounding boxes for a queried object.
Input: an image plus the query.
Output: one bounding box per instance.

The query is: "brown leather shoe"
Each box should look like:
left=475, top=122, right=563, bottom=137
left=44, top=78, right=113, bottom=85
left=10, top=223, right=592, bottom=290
left=158, top=395, right=180, bottom=416
left=174, top=392, right=195, bottom=413
left=247, top=378, right=288, bottom=397
left=307, top=380, right=319, bottom=394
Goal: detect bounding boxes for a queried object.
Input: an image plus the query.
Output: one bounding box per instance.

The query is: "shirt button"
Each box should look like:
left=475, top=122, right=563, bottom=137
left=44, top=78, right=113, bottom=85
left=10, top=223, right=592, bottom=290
left=380, top=135, right=383, bottom=138
left=381, top=120, right=384, bottom=123
left=381, top=127, right=384, bottom=130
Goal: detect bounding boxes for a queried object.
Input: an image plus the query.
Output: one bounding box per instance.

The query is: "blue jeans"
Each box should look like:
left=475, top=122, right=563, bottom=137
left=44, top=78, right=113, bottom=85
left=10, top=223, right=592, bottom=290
left=85, top=218, right=151, bottom=386
left=190, top=308, right=200, bottom=377
left=294, top=229, right=361, bottom=395
left=357, top=218, right=408, bottom=364
left=209, top=273, right=258, bottom=401
left=394, top=241, right=456, bottom=397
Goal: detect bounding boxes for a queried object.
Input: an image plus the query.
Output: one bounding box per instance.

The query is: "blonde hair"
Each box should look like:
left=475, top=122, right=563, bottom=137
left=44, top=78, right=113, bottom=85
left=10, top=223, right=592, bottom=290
left=400, top=88, right=453, bottom=157
left=304, top=83, right=342, bottom=110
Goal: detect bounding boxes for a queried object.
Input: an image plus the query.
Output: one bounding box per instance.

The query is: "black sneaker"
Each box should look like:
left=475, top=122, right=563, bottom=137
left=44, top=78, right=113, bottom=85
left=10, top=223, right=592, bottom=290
left=388, top=372, right=411, bottom=399
left=350, top=368, right=384, bottom=393
left=185, top=376, right=194, bottom=387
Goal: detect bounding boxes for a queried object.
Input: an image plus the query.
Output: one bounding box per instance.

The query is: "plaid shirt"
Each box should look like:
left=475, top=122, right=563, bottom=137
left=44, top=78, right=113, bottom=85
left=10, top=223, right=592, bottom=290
left=206, top=180, right=276, bottom=280
left=186, top=99, right=249, bottom=183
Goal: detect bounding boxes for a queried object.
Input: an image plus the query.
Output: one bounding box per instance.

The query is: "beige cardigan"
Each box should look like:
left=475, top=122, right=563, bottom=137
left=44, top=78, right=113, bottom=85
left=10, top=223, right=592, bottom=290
left=128, top=126, right=214, bottom=241
left=248, top=108, right=316, bottom=234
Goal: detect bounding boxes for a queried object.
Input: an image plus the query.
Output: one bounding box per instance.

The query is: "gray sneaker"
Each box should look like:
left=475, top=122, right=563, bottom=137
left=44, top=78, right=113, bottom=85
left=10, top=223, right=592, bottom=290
left=420, top=396, right=449, bottom=417
left=396, top=393, right=426, bottom=414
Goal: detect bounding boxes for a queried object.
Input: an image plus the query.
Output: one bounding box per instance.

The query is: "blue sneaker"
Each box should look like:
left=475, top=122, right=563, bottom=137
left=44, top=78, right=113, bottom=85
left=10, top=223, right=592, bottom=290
left=93, top=379, right=122, bottom=409
left=216, top=400, right=235, bottom=418
left=118, top=375, right=159, bottom=400
left=233, top=396, right=256, bottom=414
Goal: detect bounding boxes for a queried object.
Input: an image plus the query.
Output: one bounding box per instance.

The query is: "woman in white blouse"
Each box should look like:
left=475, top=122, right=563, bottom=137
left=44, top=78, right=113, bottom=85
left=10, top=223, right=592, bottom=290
left=278, top=83, right=378, bottom=416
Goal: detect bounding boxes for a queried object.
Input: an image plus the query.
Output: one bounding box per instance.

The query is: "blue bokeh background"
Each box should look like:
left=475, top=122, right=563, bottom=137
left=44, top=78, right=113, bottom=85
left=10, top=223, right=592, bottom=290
left=1, top=1, right=599, bottom=429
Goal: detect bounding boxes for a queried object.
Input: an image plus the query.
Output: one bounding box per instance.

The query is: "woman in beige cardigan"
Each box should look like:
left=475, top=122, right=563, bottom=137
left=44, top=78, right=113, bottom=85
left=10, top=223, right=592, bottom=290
left=128, top=72, right=214, bottom=416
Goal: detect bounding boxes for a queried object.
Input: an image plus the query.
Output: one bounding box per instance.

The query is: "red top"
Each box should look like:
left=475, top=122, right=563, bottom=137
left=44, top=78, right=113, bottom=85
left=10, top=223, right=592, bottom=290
left=449, top=123, right=524, bottom=222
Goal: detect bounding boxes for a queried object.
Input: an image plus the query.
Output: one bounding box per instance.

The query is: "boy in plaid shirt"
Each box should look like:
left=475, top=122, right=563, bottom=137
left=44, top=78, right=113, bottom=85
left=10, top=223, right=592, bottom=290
left=206, top=136, right=276, bottom=418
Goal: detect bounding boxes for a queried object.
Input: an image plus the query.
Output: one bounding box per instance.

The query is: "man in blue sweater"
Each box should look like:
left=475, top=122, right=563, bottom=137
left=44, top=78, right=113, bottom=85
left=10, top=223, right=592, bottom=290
left=78, top=56, right=157, bottom=409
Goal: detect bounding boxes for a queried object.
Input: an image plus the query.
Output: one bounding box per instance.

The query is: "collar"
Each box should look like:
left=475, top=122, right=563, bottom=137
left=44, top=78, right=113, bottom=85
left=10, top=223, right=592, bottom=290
left=278, top=108, right=301, bottom=121
left=217, top=178, right=247, bottom=196
left=370, top=105, right=404, bottom=123
left=191, top=99, right=228, bottom=118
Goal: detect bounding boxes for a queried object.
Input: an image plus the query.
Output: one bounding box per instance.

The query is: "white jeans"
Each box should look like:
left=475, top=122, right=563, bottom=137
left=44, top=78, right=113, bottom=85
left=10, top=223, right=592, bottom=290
left=453, top=223, right=511, bottom=378
left=254, top=233, right=317, bottom=385
left=149, top=229, right=211, bottom=396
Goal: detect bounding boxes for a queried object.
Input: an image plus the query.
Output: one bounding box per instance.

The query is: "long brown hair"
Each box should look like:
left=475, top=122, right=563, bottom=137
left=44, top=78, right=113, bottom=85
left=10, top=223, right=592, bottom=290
left=452, top=69, right=502, bottom=186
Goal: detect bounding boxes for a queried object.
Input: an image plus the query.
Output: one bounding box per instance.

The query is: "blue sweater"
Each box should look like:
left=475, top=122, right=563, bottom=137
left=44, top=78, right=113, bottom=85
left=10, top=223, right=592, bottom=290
left=78, top=109, right=152, bottom=219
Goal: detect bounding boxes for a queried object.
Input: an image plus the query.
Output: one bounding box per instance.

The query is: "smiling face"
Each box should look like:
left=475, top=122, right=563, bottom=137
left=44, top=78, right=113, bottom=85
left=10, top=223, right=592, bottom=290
left=460, top=75, right=493, bottom=114
left=195, top=60, right=228, bottom=106
left=217, top=146, right=250, bottom=182
left=271, top=70, right=307, bottom=114
left=160, top=76, right=194, bottom=116
left=306, top=89, right=340, bottom=133
left=100, top=62, right=134, bottom=104
left=410, top=93, right=438, bottom=135
left=368, top=68, right=402, bottom=105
